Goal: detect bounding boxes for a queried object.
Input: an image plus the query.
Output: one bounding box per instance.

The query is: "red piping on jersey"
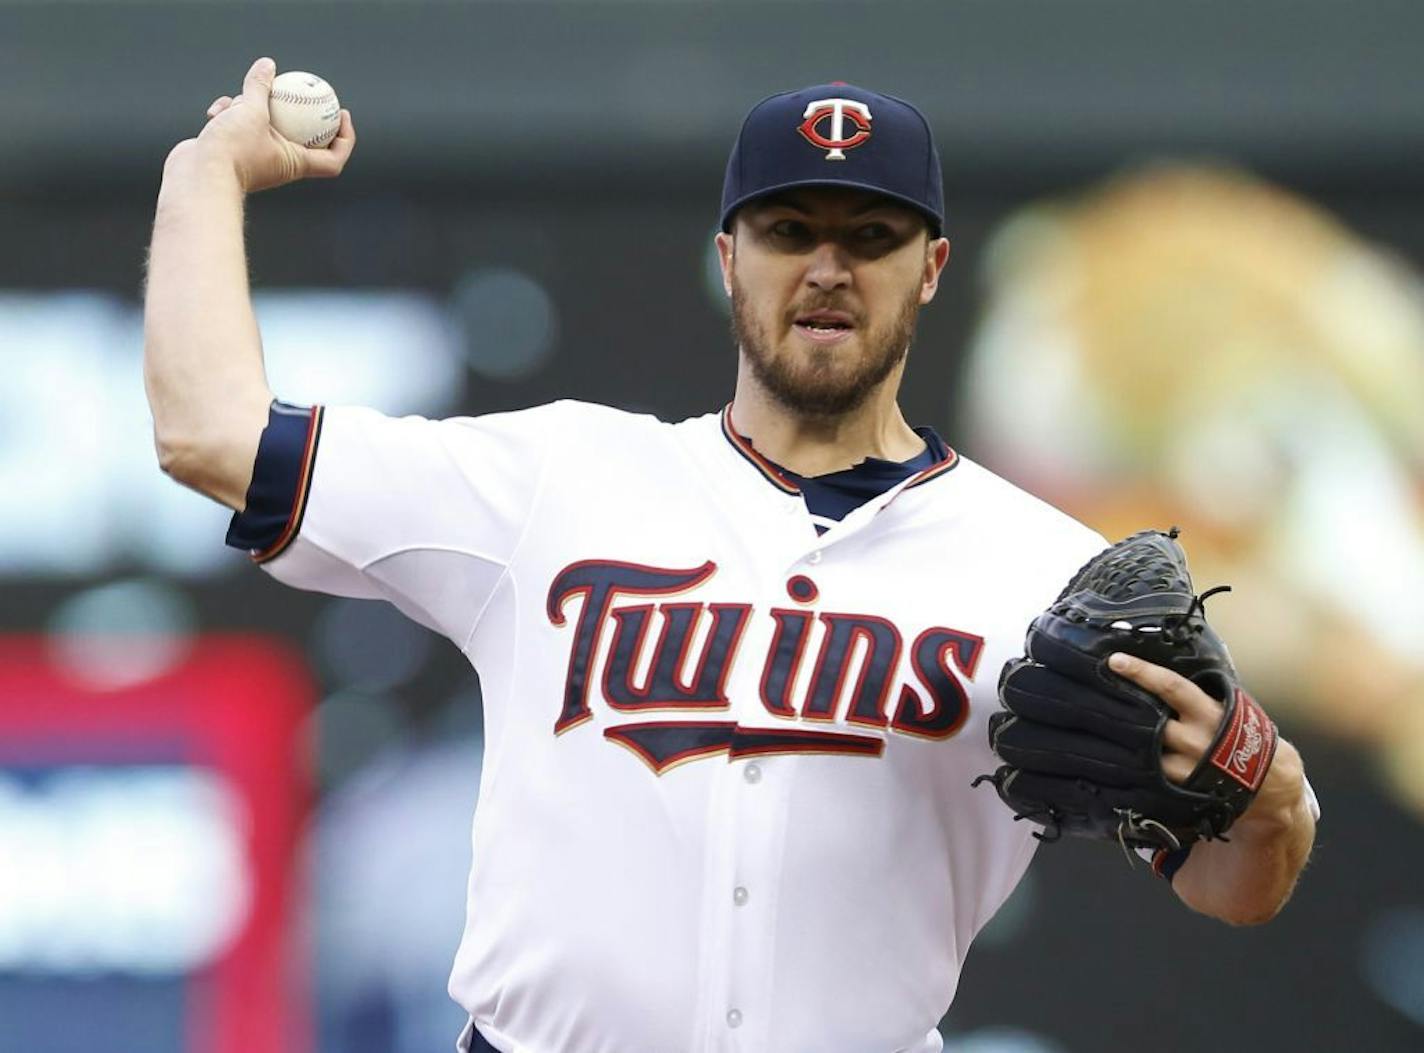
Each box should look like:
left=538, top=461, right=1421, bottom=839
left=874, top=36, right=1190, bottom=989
left=901, top=445, right=959, bottom=489
left=720, top=402, right=960, bottom=497
left=720, top=404, right=801, bottom=494
left=253, top=405, right=325, bottom=565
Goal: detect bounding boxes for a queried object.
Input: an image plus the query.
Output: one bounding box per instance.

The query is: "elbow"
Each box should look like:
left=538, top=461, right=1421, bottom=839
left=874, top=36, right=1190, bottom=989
left=149, top=418, right=261, bottom=512
left=146, top=387, right=270, bottom=505
left=1207, top=883, right=1297, bottom=927
left=1220, top=901, right=1285, bottom=927
left=1175, top=858, right=1301, bottom=928
left=152, top=426, right=206, bottom=488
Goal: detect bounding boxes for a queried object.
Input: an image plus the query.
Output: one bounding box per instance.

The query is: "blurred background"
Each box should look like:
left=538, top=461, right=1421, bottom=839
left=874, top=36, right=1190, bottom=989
left=2, top=1, right=1423, bottom=1051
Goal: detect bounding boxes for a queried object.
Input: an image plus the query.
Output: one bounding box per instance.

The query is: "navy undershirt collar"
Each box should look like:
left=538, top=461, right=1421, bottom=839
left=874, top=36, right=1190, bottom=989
left=773, top=427, right=949, bottom=530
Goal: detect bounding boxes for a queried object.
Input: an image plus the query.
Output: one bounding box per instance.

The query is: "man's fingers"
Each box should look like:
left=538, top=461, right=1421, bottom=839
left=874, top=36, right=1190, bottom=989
left=1161, top=716, right=1212, bottom=761
left=331, top=109, right=356, bottom=159
left=206, top=96, right=233, bottom=119
left=240, top=56, right=276, bottom=109
left=1111, top=651, right=1224, bottom=774
left=306, top=110, right=356, bottom=178
left=1107, top=652, right=1219, bottom=722
left=1160, top=750, right=1195, bottom=785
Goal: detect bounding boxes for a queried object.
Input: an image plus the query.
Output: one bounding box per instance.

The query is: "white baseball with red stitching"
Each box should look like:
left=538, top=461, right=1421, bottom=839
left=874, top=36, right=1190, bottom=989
left=268, top=71, right=340, bottom=149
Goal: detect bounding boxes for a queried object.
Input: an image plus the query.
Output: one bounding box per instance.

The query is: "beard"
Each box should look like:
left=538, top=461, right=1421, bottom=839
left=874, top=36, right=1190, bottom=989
left=730, top=274, right=922, bottom=418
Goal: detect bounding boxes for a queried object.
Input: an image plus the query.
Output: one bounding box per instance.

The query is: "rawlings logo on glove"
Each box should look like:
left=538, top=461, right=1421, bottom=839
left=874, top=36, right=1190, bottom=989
left=1212, top=688, right=1275, bottom=790
left=973, top=528, right=1279, bottom=855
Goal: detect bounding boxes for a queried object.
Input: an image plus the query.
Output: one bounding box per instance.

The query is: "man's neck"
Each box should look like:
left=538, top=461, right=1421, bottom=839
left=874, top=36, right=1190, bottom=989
left=729, top=368, right=925, bottom=478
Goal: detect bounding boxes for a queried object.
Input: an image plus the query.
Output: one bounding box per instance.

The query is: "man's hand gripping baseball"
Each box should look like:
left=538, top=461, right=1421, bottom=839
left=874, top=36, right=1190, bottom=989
left=182, top=57, right=355, bottom=191
left=145, top=57, right=356, bottom=513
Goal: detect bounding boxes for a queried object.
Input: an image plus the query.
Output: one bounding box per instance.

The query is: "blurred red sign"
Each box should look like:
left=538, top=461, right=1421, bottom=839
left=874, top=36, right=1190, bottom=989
left=0, top=635, right=313, bottom=1053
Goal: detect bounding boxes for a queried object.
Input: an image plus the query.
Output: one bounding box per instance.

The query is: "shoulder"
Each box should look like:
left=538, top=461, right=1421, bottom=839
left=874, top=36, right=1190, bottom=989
left=460, top=399, right=679, bottom=433
left=311, top=401, right=671, bottom=484
left=434, top=401, right=715, bottom=479
left=505, top=401, right=721, bottom=449
left=332, top=399, right=672, bottom=450
left=440, top=398, right=646, bottom=432
left=952, top=456, right=1098, bottom=531
left=944, top=454, right=1108, bottom=569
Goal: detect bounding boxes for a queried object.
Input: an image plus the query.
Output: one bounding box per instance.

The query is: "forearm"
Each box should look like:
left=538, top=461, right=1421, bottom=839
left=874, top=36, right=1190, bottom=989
left=1171, top=739, right=1315, bottom=925
left=143, top=140, right=273, bottom=509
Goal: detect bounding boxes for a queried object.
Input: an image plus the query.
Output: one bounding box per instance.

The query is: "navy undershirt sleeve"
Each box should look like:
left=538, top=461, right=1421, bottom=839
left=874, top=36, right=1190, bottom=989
left=1157, top=846, right=1192, bottom=882
left=225, top=401, right=320, bottom=553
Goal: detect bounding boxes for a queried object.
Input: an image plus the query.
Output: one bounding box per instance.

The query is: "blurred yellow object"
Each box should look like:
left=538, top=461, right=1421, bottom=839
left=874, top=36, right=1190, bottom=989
left=964, top=162, right=1424, bottom=816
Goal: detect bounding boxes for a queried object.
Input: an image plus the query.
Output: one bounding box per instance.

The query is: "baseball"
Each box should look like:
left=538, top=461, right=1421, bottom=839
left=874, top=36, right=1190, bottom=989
left=268, top=71, right=341, bottom=149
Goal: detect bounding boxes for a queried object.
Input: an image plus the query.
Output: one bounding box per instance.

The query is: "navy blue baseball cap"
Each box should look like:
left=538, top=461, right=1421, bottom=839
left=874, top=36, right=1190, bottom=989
left=720, top=83, right=945, bottom=237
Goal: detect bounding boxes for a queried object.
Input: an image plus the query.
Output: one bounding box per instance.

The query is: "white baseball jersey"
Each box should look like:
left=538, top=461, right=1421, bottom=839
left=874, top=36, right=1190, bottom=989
left=252, top=399, right=1108, bottom=1053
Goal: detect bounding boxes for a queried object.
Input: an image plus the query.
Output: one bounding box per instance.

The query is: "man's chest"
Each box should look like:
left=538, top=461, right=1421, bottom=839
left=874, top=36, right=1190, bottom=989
left=487, top=490, right=1041, bottom=781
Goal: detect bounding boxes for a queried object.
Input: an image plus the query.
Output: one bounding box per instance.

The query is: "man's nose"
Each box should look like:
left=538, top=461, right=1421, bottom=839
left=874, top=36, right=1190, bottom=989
left=804, top=240, right=852, bottom=290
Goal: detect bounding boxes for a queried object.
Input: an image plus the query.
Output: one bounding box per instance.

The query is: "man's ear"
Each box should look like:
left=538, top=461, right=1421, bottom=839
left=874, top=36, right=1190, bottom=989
left=715, top=231, right=735, bottom=297
left=919, top=236, right=951, bottom=305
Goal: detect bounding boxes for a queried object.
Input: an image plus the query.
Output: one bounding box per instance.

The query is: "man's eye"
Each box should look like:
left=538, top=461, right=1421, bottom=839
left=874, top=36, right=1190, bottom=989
left=857, top=223, right=892, bottom=241
left=770, top=219, right=808, bottom=239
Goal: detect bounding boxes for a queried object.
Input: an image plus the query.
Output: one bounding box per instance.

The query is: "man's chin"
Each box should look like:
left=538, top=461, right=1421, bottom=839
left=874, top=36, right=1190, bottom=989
left=747, top=344, right=891, bottom=416
left=760, top=369, right=875, bottom=417
left=776, top=337, right=861, bottom=378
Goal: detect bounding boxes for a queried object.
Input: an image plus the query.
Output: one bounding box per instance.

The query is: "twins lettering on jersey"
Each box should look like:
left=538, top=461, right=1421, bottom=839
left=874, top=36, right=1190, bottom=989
left=546, top=559, right=984, bottom=774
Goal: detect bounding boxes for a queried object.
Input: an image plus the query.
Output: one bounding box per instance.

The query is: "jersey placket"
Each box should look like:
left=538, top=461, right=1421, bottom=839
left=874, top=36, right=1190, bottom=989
left=695, top=748, right=791, bottom=1050
left=705, top=509, right=885, bottom=1050
left=694, top=429, right=927, bottom=1049
left=677, top=485, right=795, bottom=1049
left=688, top=504, right=807, bottom=1051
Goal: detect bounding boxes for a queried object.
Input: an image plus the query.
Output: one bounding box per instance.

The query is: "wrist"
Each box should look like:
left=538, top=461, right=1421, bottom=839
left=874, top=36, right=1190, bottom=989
left=1235, top=739, right=1305, bottom=836
left=160, top=140, right=245, bottom=199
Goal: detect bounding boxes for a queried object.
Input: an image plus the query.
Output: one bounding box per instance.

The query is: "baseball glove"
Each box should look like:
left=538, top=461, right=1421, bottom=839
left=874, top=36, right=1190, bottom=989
left=973, top=528, right=1279, bottom=855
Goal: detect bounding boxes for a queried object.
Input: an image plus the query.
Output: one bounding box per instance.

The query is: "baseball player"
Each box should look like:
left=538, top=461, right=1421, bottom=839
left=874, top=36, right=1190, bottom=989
left=144, top=59, right=1317, bottom=1053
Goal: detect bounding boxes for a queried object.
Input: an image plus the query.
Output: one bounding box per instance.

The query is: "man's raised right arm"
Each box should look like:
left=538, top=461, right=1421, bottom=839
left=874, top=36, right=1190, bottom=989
left=143, top=57, right=355, bottom=511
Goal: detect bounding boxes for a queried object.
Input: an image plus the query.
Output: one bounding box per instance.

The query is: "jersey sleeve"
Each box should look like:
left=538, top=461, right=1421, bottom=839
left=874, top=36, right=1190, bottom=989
left=226, top=400, right=565, bottom=645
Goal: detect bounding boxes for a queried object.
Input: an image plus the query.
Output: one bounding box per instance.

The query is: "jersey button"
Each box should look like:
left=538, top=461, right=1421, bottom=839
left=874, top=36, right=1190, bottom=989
left=743, top=763, right=762, bottom=784
left=733, top=886, right=749, bottom=906
left=726, top=1009, right=743, bottom=1029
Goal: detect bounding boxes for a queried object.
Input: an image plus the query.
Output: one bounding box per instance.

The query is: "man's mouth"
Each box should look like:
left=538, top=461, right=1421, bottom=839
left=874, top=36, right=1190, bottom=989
left=792, top=310, right=856, bottom=343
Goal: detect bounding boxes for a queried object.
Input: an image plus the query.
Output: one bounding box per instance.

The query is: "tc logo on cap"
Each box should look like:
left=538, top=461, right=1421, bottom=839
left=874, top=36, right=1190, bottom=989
left=798, top=98, right=872, bottom=161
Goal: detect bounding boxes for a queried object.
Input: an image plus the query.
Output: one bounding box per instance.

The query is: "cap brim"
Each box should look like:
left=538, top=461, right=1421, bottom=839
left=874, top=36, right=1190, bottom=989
left=720, top=178, right=943, bottom=237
